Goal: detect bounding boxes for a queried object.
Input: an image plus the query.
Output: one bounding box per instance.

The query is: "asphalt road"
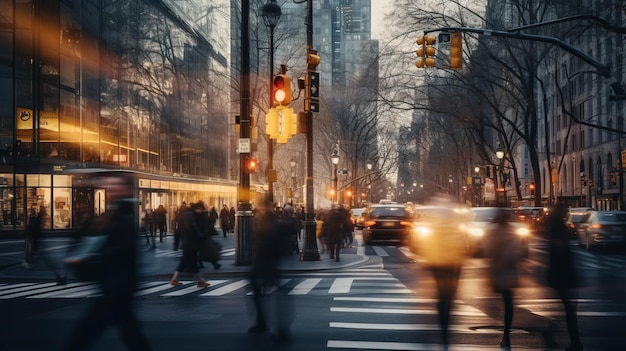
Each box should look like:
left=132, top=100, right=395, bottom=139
left=1, top=232, right=626, bottom=350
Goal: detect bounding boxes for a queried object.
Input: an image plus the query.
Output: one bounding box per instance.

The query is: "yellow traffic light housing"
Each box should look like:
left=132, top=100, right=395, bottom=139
left=450, top=31, right=463, bottom=69
left=416, top=35, right=436, bottom=68
left=307, top=50, right=320, bottom=71
left=272, top=74, right=292, bottom=106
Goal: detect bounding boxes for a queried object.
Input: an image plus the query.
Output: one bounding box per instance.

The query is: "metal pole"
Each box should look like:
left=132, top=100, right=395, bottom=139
left=300, top=0, right=320, bottom=261
left=267, top=25, right=275, bottom=205
left=235, top=0, right=253, bottom=266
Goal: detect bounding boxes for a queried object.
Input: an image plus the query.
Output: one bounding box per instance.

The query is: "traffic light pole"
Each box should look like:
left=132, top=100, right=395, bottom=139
left=235, top=0, right=253, bottom=266
left=300, top=0, right=320, bottom=261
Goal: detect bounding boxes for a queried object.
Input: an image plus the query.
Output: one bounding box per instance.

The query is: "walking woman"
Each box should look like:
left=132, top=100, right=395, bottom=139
left=485, top=208, right=525, bottom=349
left=169, top=202, right=210, bottom=288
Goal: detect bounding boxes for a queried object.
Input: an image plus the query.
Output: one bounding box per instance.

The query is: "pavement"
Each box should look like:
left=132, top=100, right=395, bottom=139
left=0, top=231, right=370, bottom=282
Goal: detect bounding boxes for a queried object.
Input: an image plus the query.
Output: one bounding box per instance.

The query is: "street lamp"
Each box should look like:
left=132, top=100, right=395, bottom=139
left=331, top=150, right=339, bottom=204
left=261, top=0, right=282, bottom=204
left=496, top=143, right=506, bottom=205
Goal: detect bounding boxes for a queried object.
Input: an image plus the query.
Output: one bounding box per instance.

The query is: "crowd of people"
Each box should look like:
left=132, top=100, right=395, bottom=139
left=21, top=189, right=584, bottom=351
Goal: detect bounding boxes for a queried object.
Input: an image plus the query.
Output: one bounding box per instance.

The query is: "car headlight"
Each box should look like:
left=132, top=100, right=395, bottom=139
left=415, top=226, right=431, bottom=238
left=516, top=227, right=529, bottom=236
left=468, top=227, right=484, bottom=238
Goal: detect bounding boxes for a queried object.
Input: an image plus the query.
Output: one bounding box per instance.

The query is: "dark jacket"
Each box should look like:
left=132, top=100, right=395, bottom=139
left=546, top=207, right=579, bottom=289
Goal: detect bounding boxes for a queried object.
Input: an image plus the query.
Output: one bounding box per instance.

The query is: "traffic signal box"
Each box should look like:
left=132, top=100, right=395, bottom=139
left=415, top=34, right=437, bottom=68
left=245, top=156, right=258, bottom=173
left=449, top=31, right=463, bottom=69
left=416, top=32, right=463, bottom=69
left=306, top=49, right=321, bottom=113
left=272, top=74, right=292, bottom=106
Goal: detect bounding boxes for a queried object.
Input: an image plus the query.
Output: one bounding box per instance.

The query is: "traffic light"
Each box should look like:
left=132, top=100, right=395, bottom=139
left=449, top=31, right=463, bottom=69
left=244, top=156, right=258, bottom=173
left=415, top=34, right=436, bottom=68
left=307, top=50, right=320, bottom=71
left=529, top=182, right=535, bottom=196
left=272, top=74, right=292, bottom=106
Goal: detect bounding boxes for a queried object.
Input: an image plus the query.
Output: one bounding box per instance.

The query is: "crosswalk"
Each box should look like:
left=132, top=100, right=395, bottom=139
left=0, top=266, right=410, bottom=299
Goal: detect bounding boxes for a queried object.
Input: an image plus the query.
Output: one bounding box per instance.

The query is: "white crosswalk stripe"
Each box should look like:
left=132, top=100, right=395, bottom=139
left=0, top=268, right=411, bottom=299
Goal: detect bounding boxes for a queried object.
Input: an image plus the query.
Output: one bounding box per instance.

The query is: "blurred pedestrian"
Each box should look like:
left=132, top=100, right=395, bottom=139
left=169, top=202, right=210, bottom=288
left=208, top=205, right=218, bottom=227
left=66, top=173, right=150, bottom=351
left=155, top=204, right=167, bottom=242
left=229, top=206, right=236, bottom=233
left=543, top=203, right=583, bottom=351
left=23, top=205, right=66, bottom=285
left=485, top=208, right=525, bottom=349
left=418, top=197, right=467, bottom=349
left=322, top=205, right=350, bottom=262
left=194, top=201, right=221, bottom=270
left=278, top=205, right=300, bottom=255
left=172, top=202, right=187, bottom=251
left=141, top=207, right=155, bottom=249
left=220, top=204, right=230, bottom=237
left=316, top=210, right=327, bottom=254
left=248, top=198, right=295, bottom=342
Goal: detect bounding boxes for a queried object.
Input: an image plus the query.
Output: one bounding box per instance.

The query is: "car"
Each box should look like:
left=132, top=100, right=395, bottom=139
left=565, top=207, right=594, bottom=239
left=361, top=204, right=413, bottom=245
left=514, top=207, right=550, bottom=232
left=409, top=205, right=470, bottom=255
left=576, top=210, right=626, bottom=250
left=466, top=207, right=530, bottom=257
left=350, top=207, right=366, bottom=229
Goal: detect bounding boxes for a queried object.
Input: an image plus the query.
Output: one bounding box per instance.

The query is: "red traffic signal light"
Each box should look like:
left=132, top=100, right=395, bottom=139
left=272, top=74, right=292, bottom=106
left=245, top=156, right=258, bottom=173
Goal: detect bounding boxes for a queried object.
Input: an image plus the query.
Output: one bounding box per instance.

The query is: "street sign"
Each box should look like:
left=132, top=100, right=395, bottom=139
left=238, top=138, right=251, bottom=153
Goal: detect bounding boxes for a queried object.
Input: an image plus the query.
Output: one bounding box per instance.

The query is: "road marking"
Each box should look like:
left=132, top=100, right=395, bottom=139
left=334, top=297, right=438, bottom=303
left=330, top=306, right=486, bottom=317
left=328, top=340, right=522, bottom=350
left=329, top=278, right=353, bottom=294
left=372, top=246, right=388, bottom=256
left=0, top=283, right=39, bottom=293
left=27, top=283, right=100, bottom=299
left=162, top=280, right=228, bottom=296
left=289, top=278, right=322, bottom=295
left=134, top=282, right=192, bottom=296
left=329, top=322, right=516, bottom=333
left=0, top=283, right=85, bottom=299
left=201, top=280, right=249, bottom=296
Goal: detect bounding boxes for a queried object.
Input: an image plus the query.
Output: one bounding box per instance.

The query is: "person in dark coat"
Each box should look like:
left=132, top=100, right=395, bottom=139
left=220, top=205, right=230, bottom=237
left=23, top=205, right=66, bottom=285
left=543, top=203, right=583, bottom=351
left=248, top=199, right=295, bottom=341
left=154, top=204, right=167, bottom=242
left=229, top=206, right=236, bottom=233
left=169, top=202, right=210, bottom=288
left=66, top=173, right=150, bottom=351
left=322, top=205, right=350, bottom=262
left=485, top=208, right=525, bottom=348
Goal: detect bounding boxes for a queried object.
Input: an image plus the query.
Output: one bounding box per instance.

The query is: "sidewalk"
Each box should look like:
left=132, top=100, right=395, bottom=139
left=0, top=233, right=369, bottom=282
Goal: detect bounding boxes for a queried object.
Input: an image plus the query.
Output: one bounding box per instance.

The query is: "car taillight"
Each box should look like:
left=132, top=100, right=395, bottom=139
left=364, top=220, right=376, bottom=227
left=400, top=220, right=412, bottom=226
left=590, top=224, right=602, bottom=229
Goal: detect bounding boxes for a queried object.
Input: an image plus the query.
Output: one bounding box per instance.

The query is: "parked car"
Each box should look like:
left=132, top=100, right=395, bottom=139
left=350, top=207, right=366, bottom=229
left=576, top=210, right=626, bottom=250
left=361, top=204, right=413, bottom=245
left=466, top=207, right=530, bottom=257
left=410, top=205, right=470, bottom=255
left=565, top=207, right=594, bottom=239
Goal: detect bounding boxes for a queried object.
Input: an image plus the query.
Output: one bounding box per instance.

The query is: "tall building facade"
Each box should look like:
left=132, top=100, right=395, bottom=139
left=0, top=0, right=235, bottom=233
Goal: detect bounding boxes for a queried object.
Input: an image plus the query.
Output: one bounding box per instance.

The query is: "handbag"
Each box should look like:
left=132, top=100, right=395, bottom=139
left=201, top=236, right=221, bottom=262
left=64, top=235, right=108, bottom=281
